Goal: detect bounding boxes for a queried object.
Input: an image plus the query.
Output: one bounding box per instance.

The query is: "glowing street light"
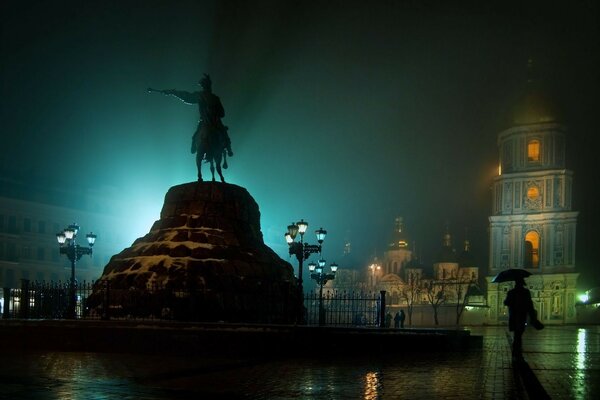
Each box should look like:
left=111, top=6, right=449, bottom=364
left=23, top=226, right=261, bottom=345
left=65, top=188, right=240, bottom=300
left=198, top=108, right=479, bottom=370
left=309, top=259, right=339, bottom=326
left=56, top=223, right=96, bottom=319
left=285, top=220, right=327, bottom=324
left=369, top=259, right=381, bottom=288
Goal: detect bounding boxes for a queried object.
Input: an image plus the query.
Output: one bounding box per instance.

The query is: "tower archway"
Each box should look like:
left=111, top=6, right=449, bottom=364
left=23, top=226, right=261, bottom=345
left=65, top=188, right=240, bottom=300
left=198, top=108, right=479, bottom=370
left=524, top=230, right=540, bottom=268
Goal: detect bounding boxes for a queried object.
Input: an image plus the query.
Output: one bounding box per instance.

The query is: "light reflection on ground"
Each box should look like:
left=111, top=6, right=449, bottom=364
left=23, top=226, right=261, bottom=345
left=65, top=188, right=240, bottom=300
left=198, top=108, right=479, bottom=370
left=0, top=326, right=597, bottom=399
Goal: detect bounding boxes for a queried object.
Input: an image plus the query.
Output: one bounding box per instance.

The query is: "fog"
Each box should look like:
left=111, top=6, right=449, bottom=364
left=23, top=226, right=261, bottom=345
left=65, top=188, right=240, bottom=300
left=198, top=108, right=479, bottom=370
left=2, top=1, right=598, bottom=284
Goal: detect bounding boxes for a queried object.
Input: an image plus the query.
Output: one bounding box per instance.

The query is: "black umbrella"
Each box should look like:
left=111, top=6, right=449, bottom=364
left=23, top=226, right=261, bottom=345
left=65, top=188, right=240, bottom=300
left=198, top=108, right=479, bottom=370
left=492, top=268, right=532, bottom=283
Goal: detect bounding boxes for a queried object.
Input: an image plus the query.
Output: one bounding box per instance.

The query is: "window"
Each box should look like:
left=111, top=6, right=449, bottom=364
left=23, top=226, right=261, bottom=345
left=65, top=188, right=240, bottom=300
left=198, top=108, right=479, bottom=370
left=524, top=231, right=540, bottom=268
left=6, top=269, right=16, bottom=287
left=37, top=247, right=45, bottom=261
left=527, top=186, right=540, bottom=200
left=38, top=221, right=46, bottom=234
left=6, top=243, right=17, bottom=262
left=528, top=140, right=540, bottom=162
left=8, top=216, right=17, bottom=233
left=21, top=246, right=31, bottom=260
left=24, top=218, right=31, bottom=232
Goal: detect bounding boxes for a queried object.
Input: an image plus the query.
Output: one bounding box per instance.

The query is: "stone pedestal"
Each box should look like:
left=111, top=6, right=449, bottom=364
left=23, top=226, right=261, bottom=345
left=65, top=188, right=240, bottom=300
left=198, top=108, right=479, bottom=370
left=90, top=182, right=299, bottom=323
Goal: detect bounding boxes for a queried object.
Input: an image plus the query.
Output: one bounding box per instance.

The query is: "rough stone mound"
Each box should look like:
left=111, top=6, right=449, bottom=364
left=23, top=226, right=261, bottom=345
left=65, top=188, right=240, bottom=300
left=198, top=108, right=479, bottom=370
left=89, top=182, right=299, bottom=323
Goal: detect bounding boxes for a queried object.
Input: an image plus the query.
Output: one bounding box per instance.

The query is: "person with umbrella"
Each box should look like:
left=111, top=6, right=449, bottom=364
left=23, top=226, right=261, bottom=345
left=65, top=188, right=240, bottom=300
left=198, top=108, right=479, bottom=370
left=494, top=269, right=544, bottom=360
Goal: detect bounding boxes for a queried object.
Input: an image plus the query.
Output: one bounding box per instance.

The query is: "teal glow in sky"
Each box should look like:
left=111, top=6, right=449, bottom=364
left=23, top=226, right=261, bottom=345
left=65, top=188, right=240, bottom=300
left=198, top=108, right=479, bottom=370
left=1, top=1, right=599, bottom=284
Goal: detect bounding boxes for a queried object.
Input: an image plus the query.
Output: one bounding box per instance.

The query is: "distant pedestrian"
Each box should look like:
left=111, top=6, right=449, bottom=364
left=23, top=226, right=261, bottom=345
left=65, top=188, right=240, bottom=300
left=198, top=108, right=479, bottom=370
left=394, top=312, right=401, bottom=328
left=399, top=309, right=406, bottom=328
left=504, top=277, right=543, bottom=359
left=385, top=312, right=392, bottom=328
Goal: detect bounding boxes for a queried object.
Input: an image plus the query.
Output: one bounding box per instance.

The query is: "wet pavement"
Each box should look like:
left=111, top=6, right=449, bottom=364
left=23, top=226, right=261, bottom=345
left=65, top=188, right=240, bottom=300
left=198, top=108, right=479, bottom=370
left=0, top=325, right=597, bottom=399
left=519, top=325, right=600, bottom=399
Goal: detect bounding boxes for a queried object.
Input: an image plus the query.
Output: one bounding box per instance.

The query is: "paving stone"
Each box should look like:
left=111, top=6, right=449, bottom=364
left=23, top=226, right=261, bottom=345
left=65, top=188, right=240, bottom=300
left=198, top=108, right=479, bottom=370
left=0, top=326, right=597, bottom=398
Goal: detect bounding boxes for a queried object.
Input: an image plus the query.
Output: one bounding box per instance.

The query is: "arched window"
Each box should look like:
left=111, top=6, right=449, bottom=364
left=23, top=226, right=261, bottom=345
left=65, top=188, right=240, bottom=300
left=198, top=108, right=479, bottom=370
left=524, top=231, right=540, bottom=268
left=528, top=140, right=540, bottom=162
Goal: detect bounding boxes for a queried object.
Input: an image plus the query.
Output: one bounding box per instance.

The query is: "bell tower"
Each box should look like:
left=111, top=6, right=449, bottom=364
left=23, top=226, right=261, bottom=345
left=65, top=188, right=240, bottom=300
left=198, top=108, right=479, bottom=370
left=487, top=60, right=579, bottom=324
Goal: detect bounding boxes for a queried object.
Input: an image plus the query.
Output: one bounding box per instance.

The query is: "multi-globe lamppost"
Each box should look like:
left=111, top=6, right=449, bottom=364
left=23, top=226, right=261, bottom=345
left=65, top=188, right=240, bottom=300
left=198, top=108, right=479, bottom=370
left=308, top=259, right=338, bottom=326
left=56, top=223, right=97, bottom=319
left=285, top=220, right=326, bottom=324
left=369, top=259, right=381, bottom=288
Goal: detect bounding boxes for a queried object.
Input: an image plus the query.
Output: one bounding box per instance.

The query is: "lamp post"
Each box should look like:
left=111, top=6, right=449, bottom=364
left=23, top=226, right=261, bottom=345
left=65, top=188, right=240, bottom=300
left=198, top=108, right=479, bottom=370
left=369, top=259, right=381, bottom=288
left=309, top=259, right=338, bottom=326
left=56, top=223, right=96, bottom=319
left=285, top=220, right=326, bottom=294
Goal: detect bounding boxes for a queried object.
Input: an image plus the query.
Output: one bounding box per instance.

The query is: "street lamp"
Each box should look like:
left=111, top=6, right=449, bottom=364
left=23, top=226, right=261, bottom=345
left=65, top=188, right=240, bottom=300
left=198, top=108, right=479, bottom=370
left=309, top=259, right=338, bottom=326
left=285, top=220, right=327, bottom=325
left=369, top=259, right=381, bottom=288
left=56, top=223, right=96, bottom=319
left=285, top=220, right=326, bottom=294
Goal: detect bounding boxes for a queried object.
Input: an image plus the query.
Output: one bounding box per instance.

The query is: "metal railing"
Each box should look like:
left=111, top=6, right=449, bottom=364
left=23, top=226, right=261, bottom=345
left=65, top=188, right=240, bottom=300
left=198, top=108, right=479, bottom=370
left=304, top=289, right=382, bottom=326
left=2, top=280, right=386, bottom=326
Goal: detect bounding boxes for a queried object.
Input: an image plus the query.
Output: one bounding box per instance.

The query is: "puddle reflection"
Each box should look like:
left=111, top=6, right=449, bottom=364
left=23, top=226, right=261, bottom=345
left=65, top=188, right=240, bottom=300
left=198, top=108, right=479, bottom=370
left=364, top=371, right=381, bottom=400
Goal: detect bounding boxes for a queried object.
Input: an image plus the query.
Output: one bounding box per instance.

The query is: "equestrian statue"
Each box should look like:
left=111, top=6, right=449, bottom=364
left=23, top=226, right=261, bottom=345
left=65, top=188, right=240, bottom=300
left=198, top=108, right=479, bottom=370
left=148, top=74, right=233, bottom=182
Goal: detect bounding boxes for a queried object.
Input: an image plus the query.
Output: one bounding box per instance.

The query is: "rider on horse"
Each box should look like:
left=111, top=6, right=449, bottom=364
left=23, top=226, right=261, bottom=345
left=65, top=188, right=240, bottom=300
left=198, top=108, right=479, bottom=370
left=148, top=74, right=233, bottom=182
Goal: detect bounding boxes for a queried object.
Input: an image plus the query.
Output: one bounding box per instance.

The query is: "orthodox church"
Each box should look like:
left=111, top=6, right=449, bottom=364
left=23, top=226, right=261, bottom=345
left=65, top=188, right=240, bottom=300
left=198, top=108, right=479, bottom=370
left=373, top=218, right=483, bottom=326
left=335, top=62, right=581, bottom=326
left=485, top=61, right=579, bottom=324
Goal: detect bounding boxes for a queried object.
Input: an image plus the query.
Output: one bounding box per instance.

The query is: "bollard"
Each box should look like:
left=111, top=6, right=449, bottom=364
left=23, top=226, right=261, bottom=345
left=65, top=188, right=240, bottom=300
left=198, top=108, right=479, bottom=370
left=379, top=290, right=386, bottom=328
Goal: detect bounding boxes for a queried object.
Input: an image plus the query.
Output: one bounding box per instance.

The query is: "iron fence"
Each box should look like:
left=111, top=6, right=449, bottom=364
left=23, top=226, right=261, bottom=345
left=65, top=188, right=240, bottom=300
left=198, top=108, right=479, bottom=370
left=304, top=289, right=381, bottom=326
left=1, top=280, right=385, bottom=326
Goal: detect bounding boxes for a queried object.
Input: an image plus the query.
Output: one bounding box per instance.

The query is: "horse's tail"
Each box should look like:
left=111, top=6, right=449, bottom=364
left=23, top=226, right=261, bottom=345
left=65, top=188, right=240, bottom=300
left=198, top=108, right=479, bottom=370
left=222, top=150, right=228, bottom=169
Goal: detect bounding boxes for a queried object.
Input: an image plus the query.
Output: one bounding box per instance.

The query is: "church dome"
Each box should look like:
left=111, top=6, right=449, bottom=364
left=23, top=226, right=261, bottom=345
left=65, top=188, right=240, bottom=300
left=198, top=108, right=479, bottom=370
left=457, top=240, right=476, bottom=268
left=510, top=59, right=562, bottom=126
left=434, top=232, right=457, bottom=263
left=435, top=245, right=457, bottom=263
left=511, top=87, right=561, bottom=126
left=388, top=217, right=409, bottom=249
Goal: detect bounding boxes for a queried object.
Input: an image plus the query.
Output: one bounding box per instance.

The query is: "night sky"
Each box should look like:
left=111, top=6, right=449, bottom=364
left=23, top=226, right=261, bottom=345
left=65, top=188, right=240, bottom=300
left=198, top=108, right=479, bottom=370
left=2, top=1, right=599, bottom=286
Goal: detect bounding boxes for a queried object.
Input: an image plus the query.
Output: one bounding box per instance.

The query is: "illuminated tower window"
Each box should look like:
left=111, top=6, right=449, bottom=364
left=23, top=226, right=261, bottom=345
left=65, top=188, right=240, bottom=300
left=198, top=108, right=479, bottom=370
left=524, top=231, right=540, bottom=268
left=528, top=140, right=540, bottom=162
left=527, top=186, right=540, bottom=200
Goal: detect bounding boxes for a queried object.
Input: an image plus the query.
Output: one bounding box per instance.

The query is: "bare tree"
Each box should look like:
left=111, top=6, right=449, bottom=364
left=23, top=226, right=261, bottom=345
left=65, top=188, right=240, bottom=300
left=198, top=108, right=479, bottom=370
left=401, top=270, right=422, bottom=326
left=453, top=271, right=476, bottom=326
left=425, top=278, right=448, bottom=326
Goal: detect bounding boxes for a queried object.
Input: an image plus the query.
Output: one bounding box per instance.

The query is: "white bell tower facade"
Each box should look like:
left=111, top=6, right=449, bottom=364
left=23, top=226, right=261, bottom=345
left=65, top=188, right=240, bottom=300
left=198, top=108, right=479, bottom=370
left=486, top=71, right=580, bottom=324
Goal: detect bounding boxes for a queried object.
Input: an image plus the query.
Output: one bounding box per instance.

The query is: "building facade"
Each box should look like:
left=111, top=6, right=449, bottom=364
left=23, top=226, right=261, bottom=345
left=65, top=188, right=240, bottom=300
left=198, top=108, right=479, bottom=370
left=0, top=177, right=126, bottom=292
left=485, top=78, right=580, bottom=325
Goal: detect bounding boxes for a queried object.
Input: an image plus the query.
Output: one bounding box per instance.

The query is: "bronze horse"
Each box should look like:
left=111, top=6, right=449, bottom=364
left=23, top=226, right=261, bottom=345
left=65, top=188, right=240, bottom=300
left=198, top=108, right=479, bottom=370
left=148, top=73, right=233, bottom=182
left=192, top=124, right=229, bottom=182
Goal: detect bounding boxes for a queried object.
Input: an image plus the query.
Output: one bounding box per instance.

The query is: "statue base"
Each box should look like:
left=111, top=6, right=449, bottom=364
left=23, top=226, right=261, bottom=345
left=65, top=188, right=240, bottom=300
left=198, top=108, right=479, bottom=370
left=89, top=182, right=300, bottom=323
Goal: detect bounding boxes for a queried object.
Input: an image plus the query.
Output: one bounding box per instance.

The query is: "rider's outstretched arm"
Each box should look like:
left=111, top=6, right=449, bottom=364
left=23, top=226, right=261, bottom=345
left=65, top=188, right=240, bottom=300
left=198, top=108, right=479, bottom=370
left=163, top=90, right=198, bottom=104
left=148, top=89, right=198, bottom=104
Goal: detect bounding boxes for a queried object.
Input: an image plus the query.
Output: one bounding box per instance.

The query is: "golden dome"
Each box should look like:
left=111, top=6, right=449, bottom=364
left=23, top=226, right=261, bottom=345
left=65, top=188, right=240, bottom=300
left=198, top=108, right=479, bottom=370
left=511, top=87, right=560, bottom=125
left=511, top=59, right=561, bottom=126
